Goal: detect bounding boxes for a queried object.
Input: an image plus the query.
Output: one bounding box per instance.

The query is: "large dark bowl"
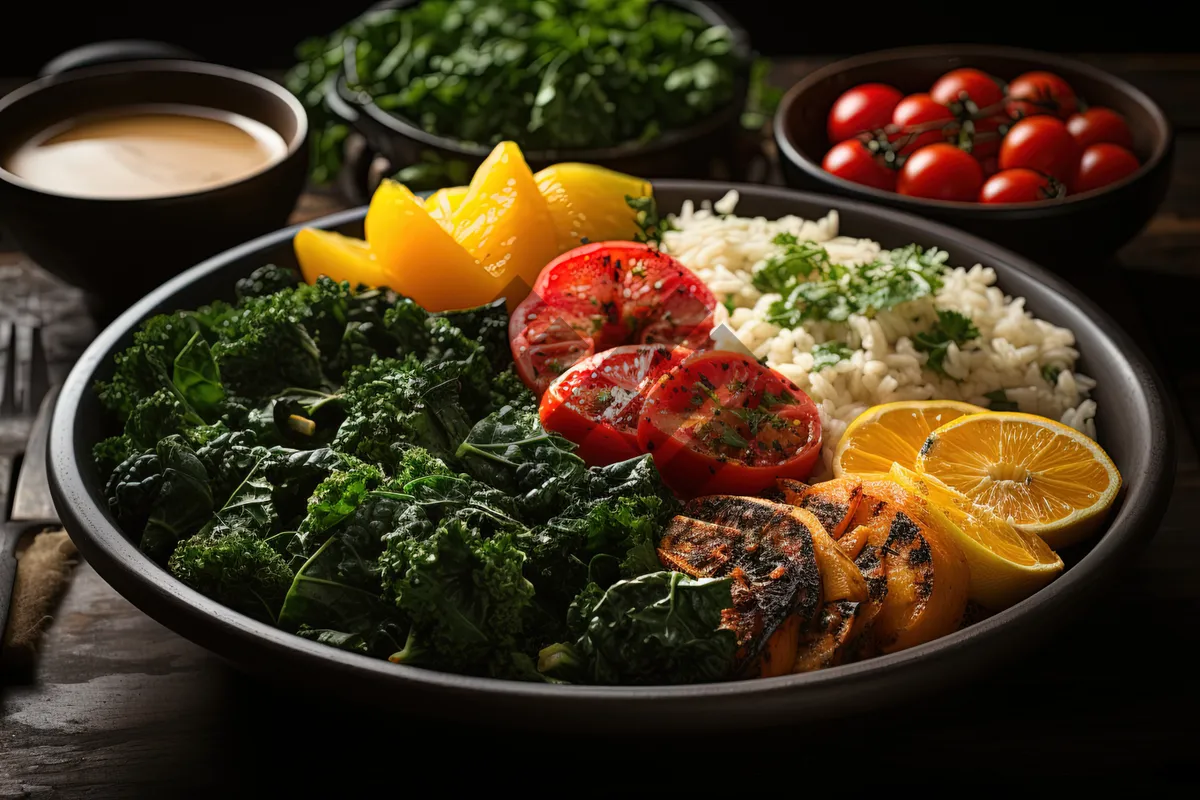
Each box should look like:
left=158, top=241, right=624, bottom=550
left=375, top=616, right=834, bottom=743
left=49, top=182, right=1174, bottom=733
left=0, top=60, right=308, bottom=320
left=774, top=46, right=1174, bottom=269
left=333, top=0, right=752, bottom=181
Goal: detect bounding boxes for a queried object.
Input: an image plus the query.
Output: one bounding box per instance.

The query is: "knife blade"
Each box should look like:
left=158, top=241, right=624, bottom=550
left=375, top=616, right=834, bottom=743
left=11, top=383, right=60, bottom=522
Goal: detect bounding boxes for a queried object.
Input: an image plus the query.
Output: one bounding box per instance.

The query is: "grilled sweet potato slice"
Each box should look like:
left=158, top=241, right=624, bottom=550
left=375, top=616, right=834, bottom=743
left=848, top=481, right=970, bottom=654
left=660, top=496, right=822, bottom=671
left=792, top=600, right=869, bottom=672
left=756, top=614, right=803, bottom=678
left=793, top=477, right=864, bottom=539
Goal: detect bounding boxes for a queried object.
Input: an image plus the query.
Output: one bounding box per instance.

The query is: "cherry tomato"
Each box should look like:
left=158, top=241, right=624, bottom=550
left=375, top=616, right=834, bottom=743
left=930, top=68, right=1005, bottom=112
left=1006, top=71, right=1078, bottom=119
left=637, top=351, right=822, bottom=498
left=979, top=168, right=1063, bottom=204
left=891, top=93, right=958, bottom=155
left=964, top=113, right=1011, bottom=158
left=999, top=116, right=1080, bottom=187
left=978, top=155, right=1000, bottom=177
left=539, top=344, right=691, bottom=466
left=1067, top=107, right=1134, bottom=150
left=896, top=143, right=983, bottom=202
left=1074, top=143, right=1141, bottom=193
left=827, top=83, right=904, bottom=144
left=822, top=139, right=896, bottom=191
left=509, top=242, right=718, bottom=395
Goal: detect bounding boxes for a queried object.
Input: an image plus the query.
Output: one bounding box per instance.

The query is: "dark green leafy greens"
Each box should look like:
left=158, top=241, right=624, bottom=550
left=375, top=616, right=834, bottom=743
left=286, top=0, right=745, bottom=184
left=539, top=571, right=737, bottom=685
left=95, top=270, right=727, bottom=685
left=913, top=309, right=980, bottom=378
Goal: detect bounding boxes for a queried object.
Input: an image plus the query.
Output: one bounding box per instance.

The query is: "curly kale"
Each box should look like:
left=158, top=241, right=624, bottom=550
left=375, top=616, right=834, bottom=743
left=140, top=436, right=214, bottom=563
left=235, top=264, right=301, bottom=301
left=94, top=312, right=204, bottom=420
left=539, top=572, right=737, bottom=685
left=490, top=366, right=537, bottom=413
left=169, top=529, right=293, bottom=623
left=435, top=299, right=511, bottom=373
left=93, top=435, right=136, bottom=479
left=381, top=519, right=535, bottom=676
left=455, top=405, right=586, bottom=518
left=211, top=290, right=327, bottom=399
left=105, top=451, right=164, bottom=531
left=333, top=356, right=474, bottom=469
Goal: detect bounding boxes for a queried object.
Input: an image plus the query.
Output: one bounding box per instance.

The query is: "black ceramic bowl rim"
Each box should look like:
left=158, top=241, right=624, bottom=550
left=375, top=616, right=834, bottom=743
left=774, top=44, right=1173, bottom=214
left=0, top=59, right=308, bottom=204
left=49, top=181, right=1173, bottom=728
left=339, top=0, right=752, bottom=163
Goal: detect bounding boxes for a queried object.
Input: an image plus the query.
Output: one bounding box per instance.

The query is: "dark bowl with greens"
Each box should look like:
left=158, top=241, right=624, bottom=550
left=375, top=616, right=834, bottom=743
left=289, top=0, right=752, bottom=189
left=48, top=182, right=1173, bottom=732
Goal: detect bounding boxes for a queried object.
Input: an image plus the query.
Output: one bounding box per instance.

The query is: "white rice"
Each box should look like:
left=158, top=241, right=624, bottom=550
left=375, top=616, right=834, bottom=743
left=661, top=190, right=1098, bottom=478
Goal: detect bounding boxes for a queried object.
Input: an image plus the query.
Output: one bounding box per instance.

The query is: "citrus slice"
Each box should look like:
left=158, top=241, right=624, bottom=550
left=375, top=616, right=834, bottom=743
left=833, top=400, right=985, bottom=479
left=916, top=411, right=1121, bottom=550
left=293, top=228, right=388, bottom=288
left=888, top=463, right=1063, bottom=610
left=534, top=162, right=652, bottom=252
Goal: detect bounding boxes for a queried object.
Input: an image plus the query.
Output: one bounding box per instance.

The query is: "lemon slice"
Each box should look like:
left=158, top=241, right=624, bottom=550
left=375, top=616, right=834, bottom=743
left=834, top=400, right=985, bottom=479
left=916, top=412, right=1121, bottom=550
left=889, top=463, right=1063, bottom=610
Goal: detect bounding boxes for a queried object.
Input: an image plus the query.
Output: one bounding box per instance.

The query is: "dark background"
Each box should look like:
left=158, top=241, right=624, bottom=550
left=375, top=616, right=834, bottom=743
left=1, top=2, right=1195, bottom=75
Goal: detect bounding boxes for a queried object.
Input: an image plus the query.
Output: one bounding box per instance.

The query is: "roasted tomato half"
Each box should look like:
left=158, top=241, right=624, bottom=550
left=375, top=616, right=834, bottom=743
left=539, top=344, right=692, bottom=466
left=508, top=241, right=718, bottom=395
left=637, top=351, right=822, bottom=498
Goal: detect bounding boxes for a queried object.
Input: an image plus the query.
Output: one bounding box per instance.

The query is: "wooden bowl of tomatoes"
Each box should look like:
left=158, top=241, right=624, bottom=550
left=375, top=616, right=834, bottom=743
left=774, top=45, right=1173, bottom=268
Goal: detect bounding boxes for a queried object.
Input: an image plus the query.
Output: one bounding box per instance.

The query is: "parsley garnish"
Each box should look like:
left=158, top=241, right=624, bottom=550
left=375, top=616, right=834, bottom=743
left=811, top=342, right=854, bottom=372
left=983, top=389, right=1020, bottom=411
left=722, top=295, right=737, bottom=315
left=1041, top=364, right=1062, bottom=384
left=627, top=195, right=672, bottom=247
left=913, top=310, right=980, bottom=378
left=758, top=239, right=948, bottom=327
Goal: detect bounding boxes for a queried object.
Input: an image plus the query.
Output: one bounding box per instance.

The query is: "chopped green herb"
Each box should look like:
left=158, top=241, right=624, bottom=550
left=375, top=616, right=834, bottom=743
left=913, top=310, right=980, bottom=378
left=984, top=389, right=1020, bottom=412
left=721, top=295, right=737, bottom=315
left=760, top=241, right=947, bottom=327
left=811, top=342, right=854, bottom=372
left=1041, top=364, right=1062, bottom=384
left=627, top=195, right=672, bottom=246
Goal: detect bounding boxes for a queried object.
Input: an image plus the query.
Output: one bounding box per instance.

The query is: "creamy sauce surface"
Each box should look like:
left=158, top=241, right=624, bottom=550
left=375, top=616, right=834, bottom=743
left=3, top=105, right=287, bottom=199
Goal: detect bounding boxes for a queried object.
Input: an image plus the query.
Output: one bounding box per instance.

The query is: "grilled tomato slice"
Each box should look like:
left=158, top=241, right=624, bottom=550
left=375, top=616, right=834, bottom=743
left=508, top=242, right=718, bottom=396
left=637, top=351, right=822, bottom=498
left=539, top=344, right=691, bottom=466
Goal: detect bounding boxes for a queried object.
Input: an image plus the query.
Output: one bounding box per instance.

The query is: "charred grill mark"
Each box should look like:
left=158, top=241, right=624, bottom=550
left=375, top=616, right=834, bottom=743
left=661, top=496, right=822, bottom=672
left=855, top=545, right=888, bottom=602
left=887, top=511, right=922, bottom=547
left=803, top=498, right=846, bottom=536
left=792, top=599, right=864, bottom=672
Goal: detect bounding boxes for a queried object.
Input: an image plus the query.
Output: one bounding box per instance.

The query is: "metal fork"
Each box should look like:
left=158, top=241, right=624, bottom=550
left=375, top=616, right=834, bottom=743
left=1, top=320, right=51, bottom=646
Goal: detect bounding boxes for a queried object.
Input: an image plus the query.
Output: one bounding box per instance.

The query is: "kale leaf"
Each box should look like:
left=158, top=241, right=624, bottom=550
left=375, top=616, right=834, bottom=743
left=538, top=571, right=737, bottom=685
left=140, top=436, right=214, bottom=563
left=235, top=264, right=301, bottom=301
left=435, top=299, right=512, bottom=373
left=381, top=519, right=535, bottom=676
left=172, top=332, right=225, bottom=416
left=169, top=529, right=293, bottom=624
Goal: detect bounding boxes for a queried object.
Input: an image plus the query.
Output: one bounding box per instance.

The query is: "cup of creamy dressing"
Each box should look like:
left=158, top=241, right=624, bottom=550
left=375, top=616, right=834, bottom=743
left=0, top=58, right=308, bottom=318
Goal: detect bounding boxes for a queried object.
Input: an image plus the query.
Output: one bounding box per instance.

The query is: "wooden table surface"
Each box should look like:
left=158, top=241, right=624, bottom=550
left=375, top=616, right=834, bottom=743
left=2, top=56, right=1199, bottom=795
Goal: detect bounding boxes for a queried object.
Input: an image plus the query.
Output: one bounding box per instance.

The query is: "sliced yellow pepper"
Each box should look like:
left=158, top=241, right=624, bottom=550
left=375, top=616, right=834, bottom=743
left=425, top=185, right=469, bottom=231
left=293, top=228, right=389, bottom=288
left=365, top=179, right=506, bottom=312
left=535, top=163, right=652, bottom=253
left=449, top=142, right=559, bottom=299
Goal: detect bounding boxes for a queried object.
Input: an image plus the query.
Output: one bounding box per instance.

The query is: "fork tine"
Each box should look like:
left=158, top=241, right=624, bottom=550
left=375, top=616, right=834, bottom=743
left=0, top=321, right=12, bottom=415
left=14, top=323, right=34, bottom=415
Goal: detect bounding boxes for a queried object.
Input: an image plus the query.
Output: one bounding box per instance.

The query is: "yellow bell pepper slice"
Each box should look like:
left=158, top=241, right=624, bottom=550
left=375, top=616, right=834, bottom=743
left=449, top=142, right=559, bottom=298
left=425, top=185, right=469, bottom=231
left=365, top=179, right=506, bottom=312
left=293, top=228, right=388, bottom=288
left=535, top=163, right=653, bottom=253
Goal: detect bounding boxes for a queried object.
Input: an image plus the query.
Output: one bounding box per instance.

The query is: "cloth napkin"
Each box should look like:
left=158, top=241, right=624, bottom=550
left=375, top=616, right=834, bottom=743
left=2, top=529, right=79, bottom=677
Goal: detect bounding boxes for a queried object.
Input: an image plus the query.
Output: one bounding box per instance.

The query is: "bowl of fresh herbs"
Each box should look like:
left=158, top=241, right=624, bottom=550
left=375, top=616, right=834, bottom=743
left=287, top=0, right=753, bottom=190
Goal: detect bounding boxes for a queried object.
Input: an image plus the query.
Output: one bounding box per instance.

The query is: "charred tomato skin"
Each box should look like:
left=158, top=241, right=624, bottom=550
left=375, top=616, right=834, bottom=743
left=509, top=241, right=718, bottom=396
left=539, top=343, right=692, bottom=466
left=637, top=351, right=822, bottom=498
